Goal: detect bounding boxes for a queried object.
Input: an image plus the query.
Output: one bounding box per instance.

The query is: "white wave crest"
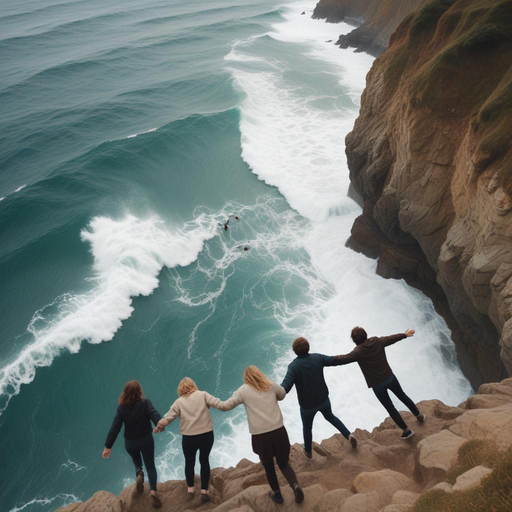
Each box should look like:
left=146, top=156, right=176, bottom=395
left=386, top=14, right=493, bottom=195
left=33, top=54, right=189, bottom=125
left=0, top=213, right=219, bottom=413
left=9, top=493, right=79, bottom=512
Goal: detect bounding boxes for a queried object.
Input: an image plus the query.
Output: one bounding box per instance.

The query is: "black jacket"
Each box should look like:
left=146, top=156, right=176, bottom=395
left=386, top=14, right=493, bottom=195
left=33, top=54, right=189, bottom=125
left=334, top=333, right=407, bottom=388
left=105, top=398, right=161, bottom=449
left=280, top=353, right=342, bottom=409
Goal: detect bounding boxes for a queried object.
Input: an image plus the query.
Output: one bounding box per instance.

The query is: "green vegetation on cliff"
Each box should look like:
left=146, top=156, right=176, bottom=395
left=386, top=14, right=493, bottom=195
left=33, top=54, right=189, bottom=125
left=381, top=0, right=512, bottom=190
left=413, top=442, right=512, bottom=512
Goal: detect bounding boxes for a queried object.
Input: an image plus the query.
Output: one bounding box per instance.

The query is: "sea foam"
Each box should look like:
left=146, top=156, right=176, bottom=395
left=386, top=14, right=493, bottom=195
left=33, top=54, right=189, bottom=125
left=0, top=214, right=219, bottom=414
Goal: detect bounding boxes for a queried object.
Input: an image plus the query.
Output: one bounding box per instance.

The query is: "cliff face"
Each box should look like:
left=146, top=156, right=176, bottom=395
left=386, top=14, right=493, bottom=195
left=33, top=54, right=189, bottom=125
left=57, top=378, right=512, bottom=512
left=313, top=0, right=427, bottom=55
left=346, top=0, right=512, bottom=387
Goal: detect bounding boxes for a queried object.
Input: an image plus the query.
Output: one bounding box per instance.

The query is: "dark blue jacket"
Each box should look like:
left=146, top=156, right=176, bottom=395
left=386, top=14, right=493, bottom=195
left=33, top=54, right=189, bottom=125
left=280, top=353, right=342, bottom=409
left=105, top=398, right=161, bottom=448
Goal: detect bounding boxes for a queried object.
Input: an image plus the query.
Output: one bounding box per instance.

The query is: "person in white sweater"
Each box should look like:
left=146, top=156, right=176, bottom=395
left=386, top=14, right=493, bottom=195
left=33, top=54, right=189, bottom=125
left=154, top=377, right=221, bottom=503
left=215, top=366, right=304, bottom=505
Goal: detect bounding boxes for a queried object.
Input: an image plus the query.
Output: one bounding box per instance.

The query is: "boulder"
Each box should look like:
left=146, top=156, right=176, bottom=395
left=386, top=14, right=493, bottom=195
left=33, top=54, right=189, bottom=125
left=60, top=491, right=124, bottom=512
left=431, top=482, right=453, bottom=494
left=451, top=465, right=493, bottom=492
left=390, top=490, right=418, bottom=506
left=414, top=430, right=466, bottom=485
left=449, top=404, right=512, bottom=449
left=211, top=483, right=328, bottom=512
left=341, top=491, right=383, bottom=512
left=352, top=470, right=417, bottom=498
left=314, top=488, right=352, bottom=512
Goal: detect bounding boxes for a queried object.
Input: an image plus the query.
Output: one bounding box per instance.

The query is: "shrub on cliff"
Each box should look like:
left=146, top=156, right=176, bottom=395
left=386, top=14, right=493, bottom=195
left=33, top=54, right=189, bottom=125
left=462, top=24, right=502, bottom=51
left=413, top=444, right=512, bottom=512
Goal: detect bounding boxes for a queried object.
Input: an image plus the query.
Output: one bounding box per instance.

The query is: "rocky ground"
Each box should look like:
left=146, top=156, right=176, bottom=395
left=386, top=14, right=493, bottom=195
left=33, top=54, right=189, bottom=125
left=57, top=378, right=512, bottom=512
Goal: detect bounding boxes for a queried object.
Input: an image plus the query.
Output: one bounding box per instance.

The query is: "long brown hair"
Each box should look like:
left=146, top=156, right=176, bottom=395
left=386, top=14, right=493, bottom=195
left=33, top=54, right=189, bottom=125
left=243, top=366, right=273, bottom=392
left=119, top=380, right=143, bottom=407
left=178, top=377, right=198, bottom=397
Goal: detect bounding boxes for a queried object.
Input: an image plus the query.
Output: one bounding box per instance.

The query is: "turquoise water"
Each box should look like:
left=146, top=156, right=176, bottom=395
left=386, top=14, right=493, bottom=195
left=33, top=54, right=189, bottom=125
left=0, top=1, right=472, bottom=510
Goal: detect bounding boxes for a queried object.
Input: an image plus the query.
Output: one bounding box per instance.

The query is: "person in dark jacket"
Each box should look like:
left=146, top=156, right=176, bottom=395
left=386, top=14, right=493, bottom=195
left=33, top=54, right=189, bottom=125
left=103, top=381, right=163, bottom=508
left=280, top=337, right=357, bottom=459
left=335, top=327, right=425, bottom=440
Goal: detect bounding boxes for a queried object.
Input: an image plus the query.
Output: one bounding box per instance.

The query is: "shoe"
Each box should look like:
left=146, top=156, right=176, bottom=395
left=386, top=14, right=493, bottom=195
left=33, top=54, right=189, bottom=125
left=136, top=471, right=144, bottom=493
left=268, top=491, right=284, bottom=504
left=293, top=483, right=304, bottom=504
left=187, top=491, right=195, bottom=501
left=200, top=493, right=210, bottom=503
left=416, top=413, right=425, bottom=423
left=400, top=429, right=415, bottom=440
left=349, top=434, right=358, bottom=449
left=150, top=494, right=162, bottom=509
left=301, top=446, right=312, bottom=459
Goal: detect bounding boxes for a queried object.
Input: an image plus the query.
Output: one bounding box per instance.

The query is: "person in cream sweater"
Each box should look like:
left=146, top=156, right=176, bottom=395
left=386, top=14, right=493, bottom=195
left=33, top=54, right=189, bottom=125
left=215, top=366, right=304, bottom=506
left=154, top=378, right=221, bottom=503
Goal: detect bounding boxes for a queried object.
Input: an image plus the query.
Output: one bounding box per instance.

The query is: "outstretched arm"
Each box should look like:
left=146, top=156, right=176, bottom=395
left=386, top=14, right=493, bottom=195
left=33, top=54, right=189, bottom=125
left=146, top=399, right=162, bottom=426
left=155, top=401, right=179, bottom=432
left=104, top=409, right=123, bottom=453
left=380, top=330, right=414, bottom=347
left=275, top=383, right=286, bottom=401
left=210, top=388, right=243, bottom=412
left=333, top=348, right=359, bottom=365
left=280, top=365, right=295, bottom=393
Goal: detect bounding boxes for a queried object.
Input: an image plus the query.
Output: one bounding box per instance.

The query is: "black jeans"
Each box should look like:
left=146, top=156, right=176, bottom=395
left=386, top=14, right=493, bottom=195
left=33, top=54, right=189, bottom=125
left=372, top=374, right=420, bottom=430
left=300, top=398, right=351, bottom=453
left=182, top=430, right=214, bottom=490
left=125, top=433, right=157, bottom=491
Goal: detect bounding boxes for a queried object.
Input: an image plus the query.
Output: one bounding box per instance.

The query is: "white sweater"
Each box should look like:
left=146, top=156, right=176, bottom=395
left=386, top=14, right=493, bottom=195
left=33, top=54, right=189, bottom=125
left=158, top=390, right=220, bottom=436
left=215, top=382, right=286, bottom=435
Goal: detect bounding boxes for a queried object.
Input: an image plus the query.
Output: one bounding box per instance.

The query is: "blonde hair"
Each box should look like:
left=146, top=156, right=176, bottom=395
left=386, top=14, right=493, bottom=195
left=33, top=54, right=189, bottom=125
left=178, top=377, right=198, bottom=397
left=243, top=366, right=273, bottom=392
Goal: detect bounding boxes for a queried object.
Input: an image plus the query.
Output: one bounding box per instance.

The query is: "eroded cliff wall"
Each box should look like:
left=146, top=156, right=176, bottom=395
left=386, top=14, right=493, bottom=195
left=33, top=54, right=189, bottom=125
left=313, top=0, right=427, bottom=55
left=346, top=0, right=512, bottom=386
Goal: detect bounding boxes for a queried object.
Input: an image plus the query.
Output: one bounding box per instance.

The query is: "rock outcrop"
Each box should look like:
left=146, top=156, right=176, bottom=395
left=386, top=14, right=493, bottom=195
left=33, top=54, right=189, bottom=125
left=312, top=0, right=427, bottom=55
left=345, top=0, right=512, bottom=387
left=56, top=378, right=512, bottom=512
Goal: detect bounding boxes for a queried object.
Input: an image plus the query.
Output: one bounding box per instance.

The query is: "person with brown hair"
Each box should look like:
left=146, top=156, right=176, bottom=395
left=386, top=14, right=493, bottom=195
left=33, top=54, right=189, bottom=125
left=154, top=377, right=221, bottom=503
left=103, top=381, right=162, bottom=508
left=215, top=366, right=304, bottom=505
left=280, top=337, right=357, bottom=459
left=335, top=327, right=424, bottom=440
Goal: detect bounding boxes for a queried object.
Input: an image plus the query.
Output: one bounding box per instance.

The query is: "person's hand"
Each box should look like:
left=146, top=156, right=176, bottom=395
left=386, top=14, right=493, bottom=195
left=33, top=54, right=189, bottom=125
left=405, top=329, right=415, bottom=337
left=153, top=425, right=164, bottom=434
left=102, top=448, right=111, bottom=459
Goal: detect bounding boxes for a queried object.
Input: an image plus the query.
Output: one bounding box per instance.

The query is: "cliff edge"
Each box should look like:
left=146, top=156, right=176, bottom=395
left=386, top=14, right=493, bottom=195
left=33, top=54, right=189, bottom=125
left=312, top=0, right=427, bottom=55
left=346, top=0, right=512, bottom=387
left=57, top=378, right=512, bottom=512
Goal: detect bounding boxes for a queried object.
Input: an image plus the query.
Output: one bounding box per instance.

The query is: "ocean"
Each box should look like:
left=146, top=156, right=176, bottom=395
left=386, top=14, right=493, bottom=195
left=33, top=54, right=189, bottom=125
left=0, top=1, right=472, bottom=510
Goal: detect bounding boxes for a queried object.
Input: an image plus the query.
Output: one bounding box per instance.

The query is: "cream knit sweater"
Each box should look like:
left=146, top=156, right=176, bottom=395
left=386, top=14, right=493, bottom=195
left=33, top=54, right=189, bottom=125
left=158, top=390, right=220, bottom=436
left=215, top=382, right=286, bottom=435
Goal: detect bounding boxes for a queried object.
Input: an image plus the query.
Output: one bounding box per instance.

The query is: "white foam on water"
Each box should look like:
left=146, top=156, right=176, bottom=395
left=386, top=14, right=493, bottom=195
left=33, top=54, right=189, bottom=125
left=14, top=184, right=27, bottom=193
left=9, top=494, right=79, bottom=512
left=0, top=213, right=220, bottom=414
left=126, top=127, right=158, bottom=139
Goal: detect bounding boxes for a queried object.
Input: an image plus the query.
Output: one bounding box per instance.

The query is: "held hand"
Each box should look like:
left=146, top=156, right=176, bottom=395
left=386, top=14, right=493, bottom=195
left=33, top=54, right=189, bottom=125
left=405, top=329, right=415, bottom=337
left=153, top=426, right=164, bottom=434
left=102, top=448, right=111, bottom=459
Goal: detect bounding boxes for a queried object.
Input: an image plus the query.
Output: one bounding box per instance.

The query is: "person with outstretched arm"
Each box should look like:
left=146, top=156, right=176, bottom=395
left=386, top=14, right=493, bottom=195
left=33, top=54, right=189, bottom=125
left=280, top=337, right=357, bottom=459
left=215, top=366, right=304, bottom=506
left=103, top=381, right=163, bottom=508
left=154, top=377, right=220, bottom=503
left=335, top=327, right=425, bottom=440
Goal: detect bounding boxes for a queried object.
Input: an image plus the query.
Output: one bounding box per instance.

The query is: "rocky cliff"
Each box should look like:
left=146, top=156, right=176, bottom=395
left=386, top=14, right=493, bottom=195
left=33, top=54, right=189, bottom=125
left=57, top=378, right=512, bottom=512
left=346, top=0, right=512, bottom=388
left=312, top=0, right=427, bottom=55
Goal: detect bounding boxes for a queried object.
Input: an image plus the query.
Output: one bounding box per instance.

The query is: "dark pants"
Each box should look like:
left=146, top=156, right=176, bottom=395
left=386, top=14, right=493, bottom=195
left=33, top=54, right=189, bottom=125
left=182, top=430, right=214, bottom=490
left=251, top=427, right=298, bottom=493
left=300, top=398, right=350, bottom=453
left=372, top=374, right=420, bottom=430
left=125, top=433, right=157, bottom=491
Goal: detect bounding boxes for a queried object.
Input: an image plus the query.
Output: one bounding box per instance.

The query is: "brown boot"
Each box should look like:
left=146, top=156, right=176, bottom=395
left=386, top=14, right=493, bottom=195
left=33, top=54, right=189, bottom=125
left=135, top=470, right=144, bottom=493
left=151, top=493, right=162, bottom=509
